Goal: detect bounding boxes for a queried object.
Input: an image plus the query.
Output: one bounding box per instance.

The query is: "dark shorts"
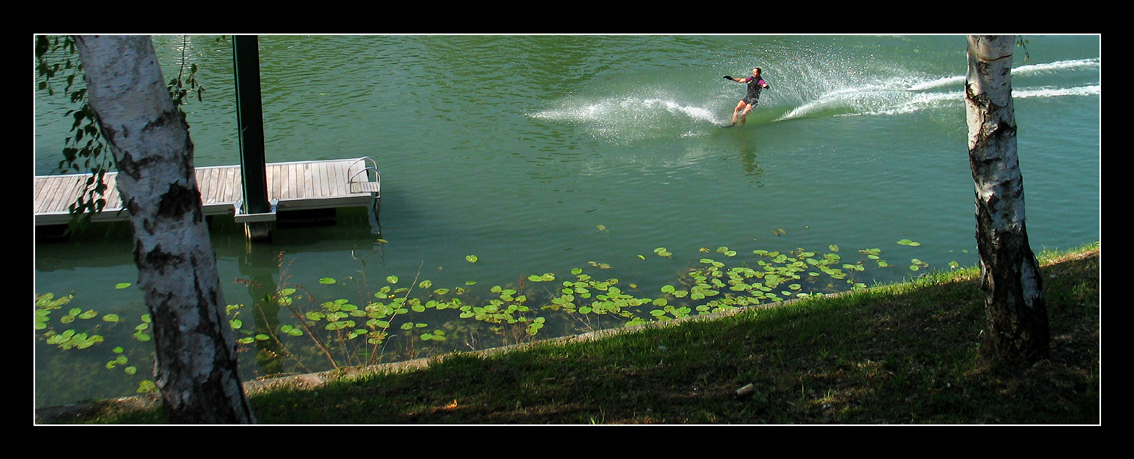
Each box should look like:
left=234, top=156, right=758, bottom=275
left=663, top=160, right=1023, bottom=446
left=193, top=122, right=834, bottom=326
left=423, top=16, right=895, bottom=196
left=743, top=96, right=760, bottom=106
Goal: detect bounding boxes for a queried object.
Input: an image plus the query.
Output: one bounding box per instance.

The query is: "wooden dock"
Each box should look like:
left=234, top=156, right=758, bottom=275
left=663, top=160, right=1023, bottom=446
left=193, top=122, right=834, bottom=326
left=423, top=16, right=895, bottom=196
left=34, top=157, right=381, bottom=227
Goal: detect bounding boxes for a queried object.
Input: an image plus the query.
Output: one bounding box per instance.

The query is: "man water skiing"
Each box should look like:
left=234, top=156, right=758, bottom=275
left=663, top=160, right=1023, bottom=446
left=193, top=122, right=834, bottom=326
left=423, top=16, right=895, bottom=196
left=723, top=67, right=771, bottom=127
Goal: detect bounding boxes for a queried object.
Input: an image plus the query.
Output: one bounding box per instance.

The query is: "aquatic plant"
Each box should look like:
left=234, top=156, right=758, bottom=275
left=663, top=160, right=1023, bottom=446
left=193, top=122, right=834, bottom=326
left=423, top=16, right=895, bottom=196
left=36, top=238, right=954, bottom=400
left=34, top=292, right=156, bottom=394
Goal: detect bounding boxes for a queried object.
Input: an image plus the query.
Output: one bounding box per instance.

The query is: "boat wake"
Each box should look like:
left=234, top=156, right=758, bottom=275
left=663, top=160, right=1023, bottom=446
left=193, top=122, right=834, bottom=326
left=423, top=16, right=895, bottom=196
left=530, top=95, right=725, bottom=142
left=774, top=58, right=1100, bottom=122
left=529, top=58, right=1099, bottom=140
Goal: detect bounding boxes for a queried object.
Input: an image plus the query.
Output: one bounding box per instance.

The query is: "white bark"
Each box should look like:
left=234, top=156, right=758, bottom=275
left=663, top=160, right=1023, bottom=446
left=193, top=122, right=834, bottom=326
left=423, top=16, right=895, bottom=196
left=74, top=35, right=255, bottom=423
left=966, top=36, right=1026, bottom=233
left=964, top=35, right=1049, bottom=365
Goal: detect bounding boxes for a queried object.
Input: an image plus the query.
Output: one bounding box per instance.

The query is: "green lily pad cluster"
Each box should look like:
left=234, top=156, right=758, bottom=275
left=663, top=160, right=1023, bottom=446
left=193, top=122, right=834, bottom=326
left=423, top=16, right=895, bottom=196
left=34, top=291, right=156, bottom=394
left=545, top=267, right=647, bottom=320
left=37, top=238, right=950, bottom=387
left=250, top=242, right=918, bottom=372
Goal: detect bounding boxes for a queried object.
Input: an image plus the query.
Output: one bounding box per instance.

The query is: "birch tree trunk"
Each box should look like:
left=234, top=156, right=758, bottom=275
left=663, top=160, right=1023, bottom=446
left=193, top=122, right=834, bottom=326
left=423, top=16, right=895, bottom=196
left=964, top=35, right=1050, bottom=366
left=74, top=35, right=255, bottom=423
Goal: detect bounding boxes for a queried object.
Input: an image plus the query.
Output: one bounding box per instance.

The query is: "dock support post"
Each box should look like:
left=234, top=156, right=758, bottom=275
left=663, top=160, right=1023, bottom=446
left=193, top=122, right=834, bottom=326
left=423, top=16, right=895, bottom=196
left=233, top=35, right=272, bottom=242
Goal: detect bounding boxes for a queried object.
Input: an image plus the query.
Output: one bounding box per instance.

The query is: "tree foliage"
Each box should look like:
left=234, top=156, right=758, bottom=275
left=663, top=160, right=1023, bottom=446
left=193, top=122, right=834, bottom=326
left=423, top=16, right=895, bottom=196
left=35, top=35, right=209, bottom=227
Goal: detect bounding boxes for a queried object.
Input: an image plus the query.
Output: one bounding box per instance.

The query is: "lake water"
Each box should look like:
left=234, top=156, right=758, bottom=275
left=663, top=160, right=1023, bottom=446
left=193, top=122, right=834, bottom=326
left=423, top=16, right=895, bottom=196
left=33, top=34, right=1101, bottom=408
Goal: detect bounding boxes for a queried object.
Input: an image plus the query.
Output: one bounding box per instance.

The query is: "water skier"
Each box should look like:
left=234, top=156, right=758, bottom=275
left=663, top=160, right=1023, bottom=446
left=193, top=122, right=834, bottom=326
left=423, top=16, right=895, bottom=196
left=723, top=67, right=771, bottom=126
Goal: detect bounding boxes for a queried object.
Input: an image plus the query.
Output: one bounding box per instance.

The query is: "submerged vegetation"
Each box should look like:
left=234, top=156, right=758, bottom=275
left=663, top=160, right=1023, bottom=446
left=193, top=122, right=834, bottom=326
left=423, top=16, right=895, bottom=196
left=37, top=239, right=950, bottom=401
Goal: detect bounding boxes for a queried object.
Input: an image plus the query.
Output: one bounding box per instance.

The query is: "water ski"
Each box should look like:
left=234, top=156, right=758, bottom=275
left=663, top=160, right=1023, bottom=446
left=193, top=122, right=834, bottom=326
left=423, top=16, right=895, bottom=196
left=720, top=123, right=737, bottom=128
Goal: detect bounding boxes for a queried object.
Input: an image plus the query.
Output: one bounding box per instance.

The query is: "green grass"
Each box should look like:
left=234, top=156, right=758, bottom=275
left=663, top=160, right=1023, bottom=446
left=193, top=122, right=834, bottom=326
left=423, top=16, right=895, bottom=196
left=42, top=244, right=1100, bottom=424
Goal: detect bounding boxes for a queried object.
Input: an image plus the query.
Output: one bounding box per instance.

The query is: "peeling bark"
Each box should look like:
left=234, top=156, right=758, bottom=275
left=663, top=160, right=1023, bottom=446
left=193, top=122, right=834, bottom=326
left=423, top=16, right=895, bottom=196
left=74, top=35, right=255, bottom=423
left=964, top=35, right=1049, bottom=366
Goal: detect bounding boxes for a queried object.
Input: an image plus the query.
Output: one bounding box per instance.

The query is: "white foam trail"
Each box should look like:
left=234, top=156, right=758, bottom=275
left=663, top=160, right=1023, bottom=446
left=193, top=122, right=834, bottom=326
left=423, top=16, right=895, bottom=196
left=907, top=58, right=1100, bottom=92
left=908, top=75, right=965, bottom=92
left=644, top=98, right=719, bottom=124
left=1014, top=84, right=1101, bottom=99
left=530, top=95, right=725, bottom=142
left=1014, top=58, right=1101, bottom=76
left=532, top=97, right=717, bottom=124
left=533, top=59, right=1099, bottom=128
left=775, top=58, right=1099, bottom=121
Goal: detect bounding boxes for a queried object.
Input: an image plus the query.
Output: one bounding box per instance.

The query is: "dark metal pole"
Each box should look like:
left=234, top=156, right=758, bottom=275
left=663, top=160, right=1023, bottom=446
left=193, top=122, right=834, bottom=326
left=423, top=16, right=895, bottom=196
left=232, top=35, right=270, bottom=216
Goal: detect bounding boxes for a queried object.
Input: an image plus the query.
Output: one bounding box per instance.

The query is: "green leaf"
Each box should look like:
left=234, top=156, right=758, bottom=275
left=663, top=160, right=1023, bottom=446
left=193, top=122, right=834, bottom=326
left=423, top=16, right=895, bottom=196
left=528, top=273, right=555, bottom=282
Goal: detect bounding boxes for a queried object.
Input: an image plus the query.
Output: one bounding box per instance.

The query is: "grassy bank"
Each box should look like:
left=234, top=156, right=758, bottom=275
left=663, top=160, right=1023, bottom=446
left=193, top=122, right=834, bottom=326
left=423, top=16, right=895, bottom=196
left=41, top=244, right=1100, bottom=424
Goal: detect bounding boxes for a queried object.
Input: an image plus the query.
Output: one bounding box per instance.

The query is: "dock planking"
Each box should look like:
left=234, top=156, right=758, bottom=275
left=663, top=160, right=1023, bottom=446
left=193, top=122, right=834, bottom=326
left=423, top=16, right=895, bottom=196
left=34, top=157, right=380, bottom=226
